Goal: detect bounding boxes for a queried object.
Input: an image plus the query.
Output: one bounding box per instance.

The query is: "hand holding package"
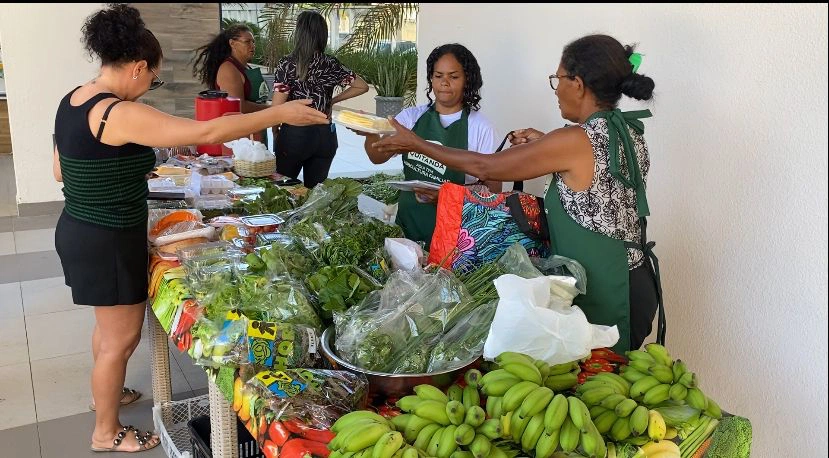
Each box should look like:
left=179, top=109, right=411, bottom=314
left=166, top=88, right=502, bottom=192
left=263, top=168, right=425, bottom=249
left=224, top=137, right=273, bottom=162
left=483, top=274, right=619, bottom=366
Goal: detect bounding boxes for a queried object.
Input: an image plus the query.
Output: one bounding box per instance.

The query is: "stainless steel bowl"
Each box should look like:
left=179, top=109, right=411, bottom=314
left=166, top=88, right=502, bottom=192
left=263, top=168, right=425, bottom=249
left=320, top=326, right=481, bottom=399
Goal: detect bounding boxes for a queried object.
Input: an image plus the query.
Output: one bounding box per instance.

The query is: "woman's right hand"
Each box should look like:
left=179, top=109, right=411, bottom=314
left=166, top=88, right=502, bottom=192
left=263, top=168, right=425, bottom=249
left=272, top=99, right=329, bottom=126
left=509, top=128, right=545, bottom=146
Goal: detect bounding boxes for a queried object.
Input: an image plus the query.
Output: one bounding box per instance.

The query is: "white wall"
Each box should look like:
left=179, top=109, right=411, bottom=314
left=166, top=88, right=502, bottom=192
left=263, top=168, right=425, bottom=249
left=419, top=3, right=827, bottom=456
left=0, top=3, right=103, bottom=205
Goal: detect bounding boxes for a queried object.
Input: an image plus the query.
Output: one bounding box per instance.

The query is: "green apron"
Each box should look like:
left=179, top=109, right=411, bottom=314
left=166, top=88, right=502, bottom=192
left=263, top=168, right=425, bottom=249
left=544, top=109, right=664, bottom=353
left=397, top=106, right=468, bottom=245
left=243, top=66, right=270, bottom=142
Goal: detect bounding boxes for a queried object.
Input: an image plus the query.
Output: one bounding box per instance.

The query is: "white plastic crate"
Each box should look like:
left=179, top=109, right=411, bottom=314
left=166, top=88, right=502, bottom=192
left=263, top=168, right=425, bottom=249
left=152, top=394, right=211, bottom=458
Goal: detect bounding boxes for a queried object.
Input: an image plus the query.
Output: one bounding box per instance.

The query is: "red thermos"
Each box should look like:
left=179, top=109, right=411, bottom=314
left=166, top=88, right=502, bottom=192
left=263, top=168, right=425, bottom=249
left=194, top=90, right=241, bottom=156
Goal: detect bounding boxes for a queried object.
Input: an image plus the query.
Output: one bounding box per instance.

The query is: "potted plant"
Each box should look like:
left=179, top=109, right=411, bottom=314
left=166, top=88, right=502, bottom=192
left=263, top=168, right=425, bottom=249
left=338, top=47, right=418, bottom=117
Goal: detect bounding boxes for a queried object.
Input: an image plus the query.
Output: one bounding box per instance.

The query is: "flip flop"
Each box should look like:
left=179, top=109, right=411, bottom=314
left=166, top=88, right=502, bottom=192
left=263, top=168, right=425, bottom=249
left=89, top=387, right=142, bottom=411
left=90, top=425, right=160, bottom=453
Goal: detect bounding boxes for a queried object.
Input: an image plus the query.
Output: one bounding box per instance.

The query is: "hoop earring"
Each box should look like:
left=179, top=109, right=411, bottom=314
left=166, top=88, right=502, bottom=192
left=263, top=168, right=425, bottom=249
left=132, top=76, right=138, bottom=80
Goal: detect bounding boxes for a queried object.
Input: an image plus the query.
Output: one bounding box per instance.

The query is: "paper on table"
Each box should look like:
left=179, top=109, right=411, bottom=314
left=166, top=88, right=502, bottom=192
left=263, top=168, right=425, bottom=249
left=385, top=180, right=442, bottom=192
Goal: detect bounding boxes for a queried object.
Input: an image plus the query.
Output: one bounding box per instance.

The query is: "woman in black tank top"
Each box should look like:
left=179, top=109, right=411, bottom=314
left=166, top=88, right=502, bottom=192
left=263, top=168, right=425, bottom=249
left=54, top=5, right=328, bottom=453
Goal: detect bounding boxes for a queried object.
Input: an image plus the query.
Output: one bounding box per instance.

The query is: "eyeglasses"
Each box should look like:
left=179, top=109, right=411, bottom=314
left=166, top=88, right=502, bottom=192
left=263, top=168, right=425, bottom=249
left=548, top=74, right=576, bottom=90
left=149, top=69, right=164, bottom=91
left=234, top=38, right=255, bottom=46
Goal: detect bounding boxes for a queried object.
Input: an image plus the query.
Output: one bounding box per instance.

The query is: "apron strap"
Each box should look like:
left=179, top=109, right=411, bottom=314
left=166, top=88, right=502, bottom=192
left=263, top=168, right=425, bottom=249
left=624, top=218, right=666, bottom=345
left=497, top=131, right=524, bottom=191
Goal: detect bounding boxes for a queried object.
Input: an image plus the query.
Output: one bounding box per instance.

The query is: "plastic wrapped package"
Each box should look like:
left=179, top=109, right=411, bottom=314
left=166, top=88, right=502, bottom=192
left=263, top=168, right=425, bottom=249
left=234, top=275, right=322, bottom=331
left=247, top=321, right=320, bottom=370
left=427, top=299, right=498, bottom=372
left=305, top=265, right=380, bottom=322
left=496, top=243, right=587, bottom=295
left=187, top=310, right=248, bottom=367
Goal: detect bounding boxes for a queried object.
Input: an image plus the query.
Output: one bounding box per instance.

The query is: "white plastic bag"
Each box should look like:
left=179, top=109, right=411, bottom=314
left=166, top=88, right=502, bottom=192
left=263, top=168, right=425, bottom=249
left=385, top=238, right=424, bottom=272
left=483, top=274, right=619, bottom=365
left=224, top=137, right=273, bottom=162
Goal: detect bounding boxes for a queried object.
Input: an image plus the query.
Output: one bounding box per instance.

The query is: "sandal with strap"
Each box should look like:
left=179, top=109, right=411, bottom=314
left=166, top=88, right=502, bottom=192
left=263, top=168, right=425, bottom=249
left=89, top=387, right=142, bottom=411
left=91, top=425, right=160, bottom=453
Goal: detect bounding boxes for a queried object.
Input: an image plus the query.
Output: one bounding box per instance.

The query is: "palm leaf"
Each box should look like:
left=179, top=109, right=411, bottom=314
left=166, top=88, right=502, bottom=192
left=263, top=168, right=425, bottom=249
left=258, top=3, right=300, bottom=72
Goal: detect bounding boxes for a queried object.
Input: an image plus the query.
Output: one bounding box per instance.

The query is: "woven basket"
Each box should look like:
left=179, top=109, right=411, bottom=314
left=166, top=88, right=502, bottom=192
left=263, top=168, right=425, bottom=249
left=234, top=158, right=275, bottom=177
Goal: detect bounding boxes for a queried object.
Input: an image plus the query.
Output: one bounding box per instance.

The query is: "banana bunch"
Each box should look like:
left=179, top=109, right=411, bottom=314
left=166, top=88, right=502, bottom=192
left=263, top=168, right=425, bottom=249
left=394, top=378, right=500, bottom=458
left=329, top=411, right=419, bottom=458
left=481, top=352, right=580, bottom=398
left=622, top=344, right=722, bottom=419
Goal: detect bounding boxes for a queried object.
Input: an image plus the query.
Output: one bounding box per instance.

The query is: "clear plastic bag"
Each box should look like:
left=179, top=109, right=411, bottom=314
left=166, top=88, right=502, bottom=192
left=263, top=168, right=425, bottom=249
left=246, top=321, right=320, bottom=370
left=427, top=299, right=498, bottom=372
left=187, top=311, right=248, bottom=367
left=234, top=275, right=322, bottom=331
left=305, top=265, right=380, bottom=322
left=496, top=243, right=587, bottom=295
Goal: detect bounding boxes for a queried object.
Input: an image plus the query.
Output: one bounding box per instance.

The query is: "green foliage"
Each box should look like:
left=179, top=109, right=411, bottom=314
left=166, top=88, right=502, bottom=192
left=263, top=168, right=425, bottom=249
left=337, top=47, right=418, bottom=104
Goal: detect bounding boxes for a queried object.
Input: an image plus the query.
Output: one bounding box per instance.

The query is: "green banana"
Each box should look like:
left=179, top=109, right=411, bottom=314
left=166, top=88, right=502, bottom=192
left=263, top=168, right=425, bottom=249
left=606, top=442, right=616, bottom=458
left=579, top=422, right=604, bottom=458
left=499, top=413, right=511, bottom=438
left=465, top=369, right=483, bottom=389
left=447, top=384, right=464, bottom=403
left=669, top=383, right=688, bottom=402
left=415, top=384, right=450, bottom=403
left=486, top=396, right=503, bottom=420
left=644, top=343, right=673, bottom=367
left=454, top=424, right=476, bottom=445
left=629, top=376, right=661, bottom=400
left=502, top=381, right=541, bottom=412
left=402, top=448, right=419, bottom=458
left=590, top=372, right=631, bottom=395
left=704, top=396, right=722, bottom=419
left=685, top=387, right=708, bottom=410
left=588, top=405, right=609, bottom=419
left=626, top=434, right=649, bottom=446
left=548, top=361, right=579, bottom=376
left=609, top=416, right=631, bottom=442
left=567, top=396, right=592, bottom=433
left=619, top=366, right=649, bottom=383
left=510, top=410, right=531, bottom=443
left=543, top=371, right=579, bottom=392
left=469, top=434, right=492, bottom=458
left=354, top=446, right=375, bottom=458
left=391, top=414, right=412, bottom=432
left=614, top=399, right=638, bottom=418
left=534, top=360, right=552, bottom=380
left=518, top=386, right=554, bottom=418
left=332, top=411, right=388, bottom=433
left=627, top=359, right=654, bottom=373
left=413, top=424, right=442, bottom=451
left=426, top=426, right=445, bottom=457
left=558, top=417, right=580, bottom=452
left=578, top=386, right=617, bottom=406
left=625, top=350, right=656, bottom=364
left=671, top=359, right=688, bottom=383
left=502, top=362, right=543, bottom=385
left=598, top=393, right=628, bottom=411
left=475, top=419, right=502, bottom=440
left=344, top=423, right=392, bottom=453
left=649, top=364, right=675, bottom=384
left=534, top=429, right=560, bottom=458
left=437, top=425, right=458, bottom=458
left=463, top=385, right=481, bottom=410
left=480, top=369, right=519, bottom=386
left=396, top=395, right=424, bottom=412
left=577, top=380, right=623, bottom=395
left=543, top=394, right=569, bottom=434
left=465, top=406, right=486, bottom=428
left=414, top=400, right=452, bottom=425
left=641, top=384, right=671, bottom=406
left=451, top=452, right=474, bottom=458
left=373, top=431, right=404, bottom=458
left=628, top=406, right=649, bottom=436
left=520, top=414, right=546, bottom=451
left=495, top=351, right=534, bottom=366
left=446, top=400, right=466, bottom=426
left=593, top=410, right=618, bottom=435
left=403, top=415, right=436, bottom=443
left=481, top=378, right=522, bottom=397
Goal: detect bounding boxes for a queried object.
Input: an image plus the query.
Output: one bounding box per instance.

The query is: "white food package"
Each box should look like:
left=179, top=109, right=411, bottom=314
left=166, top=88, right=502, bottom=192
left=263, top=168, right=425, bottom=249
left=224, top=137, right=273, bottom=162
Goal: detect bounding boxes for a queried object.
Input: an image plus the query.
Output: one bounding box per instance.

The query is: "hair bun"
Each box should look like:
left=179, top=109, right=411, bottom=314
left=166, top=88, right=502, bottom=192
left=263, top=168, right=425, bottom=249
left=621, top=72, right=655, bottom=101
left=83, top=4, right=147, bottom=64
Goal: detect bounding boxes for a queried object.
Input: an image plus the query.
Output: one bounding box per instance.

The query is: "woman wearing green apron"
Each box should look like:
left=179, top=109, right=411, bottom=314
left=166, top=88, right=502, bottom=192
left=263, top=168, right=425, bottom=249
left=373, top=35, right=665, bottom=352
left=192, top=24, right=272, bottom=142
left=361, top=44, right=501, bottom=246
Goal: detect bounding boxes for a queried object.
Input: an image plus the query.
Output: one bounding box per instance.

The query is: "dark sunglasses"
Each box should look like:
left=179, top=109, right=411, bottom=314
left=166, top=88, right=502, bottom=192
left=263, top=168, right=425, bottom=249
left=149, top=69, right=164, bottom=91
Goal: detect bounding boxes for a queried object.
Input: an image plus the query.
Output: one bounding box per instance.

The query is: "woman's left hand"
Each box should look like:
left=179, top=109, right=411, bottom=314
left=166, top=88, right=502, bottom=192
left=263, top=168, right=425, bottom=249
left=413, top=187, right=439, bottom=204
left=372, top=117, right=422, bottom=156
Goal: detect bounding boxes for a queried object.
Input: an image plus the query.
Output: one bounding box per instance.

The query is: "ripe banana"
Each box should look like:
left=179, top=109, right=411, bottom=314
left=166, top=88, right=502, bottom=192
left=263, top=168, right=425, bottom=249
left=403, top=415, right=435, bottom=443
left=465, top=369, right=483, bottom=389
left=415, top=384, right=450, bottom=403
left=414, top=400, right=452, bottom=425
left=437, top=425, right=459, bottom=458
left=599, top=393, right=628, bottom=411
left=373, top=431, right=404, bottom=458
left=668, top=383, right=688, bottom=402
left=685, top=387, right=708, bottom=410
left=510, top=409, right=532, bottom=443
left=629, top=406, right=650, bottom=436
left=494, top=351, right=534, bottom=366
left=629, top=376, right=661, bottom=400
left=649, top=364, right=675, bottom=384
left=609, top=416, right=632, bottom=442
left=446, top=400, right=466, bottom=426
left=641, top=439, right=680, bottom=456
left=414, top=423, right=442, bottom=450
left=396, top=395, right=424, bottom=412
left=332, top=411, right=388, bottom=433
left=475, top=418, right=502, bottom=440
left=644, top=343, right=673, bottom=367
left=534, top=429, right=560, bottom=458
left=518, top=386, right=554, bottom=418
left=593, top=410, right=618, bottom=435
left=567, top=396, right=592, bottom=433
left=502, top=362, right=543, bottom=385
left=647, top=409, right=667, bottom=442
left=544, top=393, right=569, bottom=434
left=502, top=381, right=541, bottom=412
left=486, top=396, right=503, bottom=420
left=447, top=384, right=464, bottom=403
left=704, top=396, right=723, bottom=419
left=469, top=434, right=492, bottom=458
left=671, top=360, right=688, bottom=383
left=463, top=385, right=481, bottom=411
left=499, top=413, right=511, bottom=438
left=641, top=384, right=671, bottom=406
left=520, top=414, right=546, bottom=451
left=665, top=426, right=678, bottom=440
left=558, top=417, right=580, bottom=453
left=543, top=371, right=579, bottom=392
left=614, top=399, right=638, bottom=418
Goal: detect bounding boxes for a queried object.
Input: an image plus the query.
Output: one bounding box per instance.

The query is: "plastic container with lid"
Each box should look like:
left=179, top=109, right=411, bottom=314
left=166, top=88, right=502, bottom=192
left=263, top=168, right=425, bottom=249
left=199, top=175, right=235, bottom=195
left=239, top=214, right=285, bottom=235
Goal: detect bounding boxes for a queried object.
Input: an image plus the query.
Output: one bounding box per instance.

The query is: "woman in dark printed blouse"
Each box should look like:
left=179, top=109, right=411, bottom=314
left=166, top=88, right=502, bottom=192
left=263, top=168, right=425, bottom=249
left=272, top=10, right=369, bottom=187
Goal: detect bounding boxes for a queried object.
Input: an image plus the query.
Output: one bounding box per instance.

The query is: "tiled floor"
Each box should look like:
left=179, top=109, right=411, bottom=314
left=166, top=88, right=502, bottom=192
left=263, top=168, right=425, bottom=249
left=0, top=215, right=208, bottom=457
